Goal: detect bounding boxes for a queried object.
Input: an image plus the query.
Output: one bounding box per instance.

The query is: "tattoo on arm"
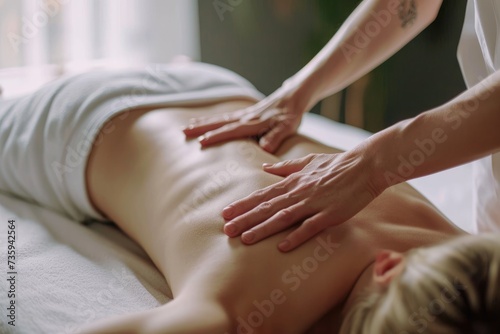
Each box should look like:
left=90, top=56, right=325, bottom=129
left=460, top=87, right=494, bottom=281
left=398, top=0, right=417, bottom=28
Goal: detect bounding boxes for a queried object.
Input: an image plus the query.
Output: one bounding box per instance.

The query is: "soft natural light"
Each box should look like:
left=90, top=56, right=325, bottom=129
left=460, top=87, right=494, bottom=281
left=0, top=0, right=200, bottom=68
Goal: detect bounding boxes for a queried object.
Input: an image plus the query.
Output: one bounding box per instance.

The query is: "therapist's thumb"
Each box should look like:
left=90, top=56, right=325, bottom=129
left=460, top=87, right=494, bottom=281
left=263, top=154, right=315, bottom=177
left=259, top=123, right=294, bottom=153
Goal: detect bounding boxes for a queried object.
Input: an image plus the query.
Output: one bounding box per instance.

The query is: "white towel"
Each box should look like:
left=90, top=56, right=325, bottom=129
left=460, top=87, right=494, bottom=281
left=0, top=62, right=264, bottom=223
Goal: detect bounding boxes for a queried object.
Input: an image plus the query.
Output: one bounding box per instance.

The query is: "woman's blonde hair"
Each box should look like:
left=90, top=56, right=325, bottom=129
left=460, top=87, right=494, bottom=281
left=340, top=233, right=500, bottom=334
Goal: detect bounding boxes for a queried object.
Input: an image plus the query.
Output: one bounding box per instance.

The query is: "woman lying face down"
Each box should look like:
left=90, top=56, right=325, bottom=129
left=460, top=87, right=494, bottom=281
left=341, top=233, right=500, bottom=333
left=2, top=62, right=496, bottom=333
left=79, top=94, right=499, bottom=333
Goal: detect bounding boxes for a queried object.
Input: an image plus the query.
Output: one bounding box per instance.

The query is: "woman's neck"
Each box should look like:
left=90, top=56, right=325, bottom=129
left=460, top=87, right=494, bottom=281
left=340, top=217, right=466, bottom=323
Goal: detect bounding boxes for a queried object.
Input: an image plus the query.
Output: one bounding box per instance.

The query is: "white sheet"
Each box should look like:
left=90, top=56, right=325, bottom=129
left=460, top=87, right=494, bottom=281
left=0, top=192, right=171, bottom=334
left=0, top=66, right=475, bottom=334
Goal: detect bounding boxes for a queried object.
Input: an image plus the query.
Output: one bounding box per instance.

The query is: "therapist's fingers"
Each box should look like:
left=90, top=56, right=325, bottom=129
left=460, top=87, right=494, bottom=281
left=259, top=125, right=291, bottom=153
left=183, top=120, right=230, bottom=138
left=222, top=154, right=318, bottom=221
left=183, top=112, right=244, bottom=137
left=222, top=179, right=289, bottom=221
left=239, top=201, right=313, bottom=245
left=184, top=97, right=277, bottom=138
left=223, top=190, right=302, bottom=237
left=259, top=115, right=299, bottom=153
left=277, top=191, right=372, bottom=252
left=263, top=154, right=316, bottom=177
left=277, top=212, right=333, bottom=252
left=199, top=117, right=275, bottom=147
left=189, top=108, right=251, bottom=126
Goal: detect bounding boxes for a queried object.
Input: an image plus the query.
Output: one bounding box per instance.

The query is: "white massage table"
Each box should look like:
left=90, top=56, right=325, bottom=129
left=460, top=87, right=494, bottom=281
left=0, top=63, right=475, bottom=334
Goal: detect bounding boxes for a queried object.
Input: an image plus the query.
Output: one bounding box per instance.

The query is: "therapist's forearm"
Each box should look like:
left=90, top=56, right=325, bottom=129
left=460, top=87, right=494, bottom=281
left=368, top=70, right=500, bottom=191
left=291, top=0, right=442, bottom=110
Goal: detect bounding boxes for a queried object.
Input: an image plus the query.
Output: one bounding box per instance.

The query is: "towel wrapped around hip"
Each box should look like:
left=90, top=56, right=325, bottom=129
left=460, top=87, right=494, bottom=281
left=0, top=62, right=264, bottom=222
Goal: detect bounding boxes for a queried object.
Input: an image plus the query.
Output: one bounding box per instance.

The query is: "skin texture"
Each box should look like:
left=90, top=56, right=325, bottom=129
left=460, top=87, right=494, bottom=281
left=78, top=98, right=465, bottom=334
left=183, top=0, right=448, bottom=252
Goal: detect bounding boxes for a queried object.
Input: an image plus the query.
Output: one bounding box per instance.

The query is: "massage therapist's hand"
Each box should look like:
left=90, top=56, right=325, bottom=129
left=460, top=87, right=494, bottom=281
left=223, top=149, right=386, bottom=252
left=183, top=79, right=311, bottom=153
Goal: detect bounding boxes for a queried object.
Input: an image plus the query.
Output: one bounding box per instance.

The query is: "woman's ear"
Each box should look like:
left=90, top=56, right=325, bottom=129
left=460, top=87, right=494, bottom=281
left=373, top=250, right=406, bottom=287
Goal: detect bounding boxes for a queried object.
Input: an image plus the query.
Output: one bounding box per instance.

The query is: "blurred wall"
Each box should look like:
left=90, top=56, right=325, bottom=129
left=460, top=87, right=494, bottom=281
left=198, top=0, right=468, bottom=132
left=0, top=0, right=200, bottom=68
left=199, top=1, right=316, bottom=97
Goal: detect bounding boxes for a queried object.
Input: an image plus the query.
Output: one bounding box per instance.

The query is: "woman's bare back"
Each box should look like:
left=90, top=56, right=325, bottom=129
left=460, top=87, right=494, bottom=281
left=83, top=99, right=462, bottom=334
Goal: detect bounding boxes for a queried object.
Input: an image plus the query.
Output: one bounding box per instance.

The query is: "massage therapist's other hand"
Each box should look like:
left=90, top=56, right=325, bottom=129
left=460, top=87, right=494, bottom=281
left=183, top=79, right=311, bottom=153
left=223, top=149, right=386, bottom=252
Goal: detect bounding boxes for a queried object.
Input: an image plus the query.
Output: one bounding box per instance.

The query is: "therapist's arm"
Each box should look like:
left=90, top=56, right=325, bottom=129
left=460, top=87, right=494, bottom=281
left=371, top=70, right=500, bottom=186
left=223, top=70, right=500, bottom=252
left=185, top=0, right=444, bottom=152
left=287, top=0, right=443, bottom=111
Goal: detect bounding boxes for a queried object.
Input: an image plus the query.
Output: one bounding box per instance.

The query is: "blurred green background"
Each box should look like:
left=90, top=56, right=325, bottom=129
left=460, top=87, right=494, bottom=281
left=198, top=0, right=467, bottom=133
